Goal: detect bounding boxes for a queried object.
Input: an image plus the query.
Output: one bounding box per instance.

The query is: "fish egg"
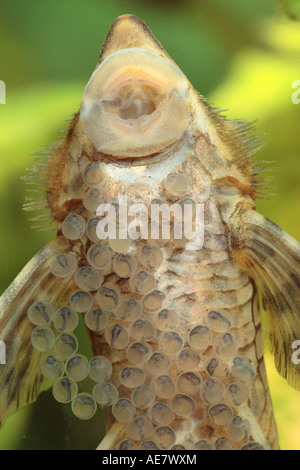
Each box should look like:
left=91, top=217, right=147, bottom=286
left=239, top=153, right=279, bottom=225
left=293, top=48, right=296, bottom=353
left=231, top=356, right=256, bottom=382
left=89, top=356, right=112, bottom=382
left=66, top=354, right=89, bottom=381
left=160, top=331, right=184, bottom=357
left=138, top=245, right=163, bottom=270
left=31, top=327, right=55, bottom=352
left=154, top=426, right=176, bottom=450
left=129, top=270, right=156, bottom=294
left=108, top=228, right=132, bottom=253
left=146, top=352, right=170, bottom=375
left=74, top=266, right=103, bottom=291
left=62, top=214, right=86, bottom=240
left=87, top=244, right=111, bottom=270
left=176, top=372, right=201, bottom=396
left=52, top=377, right=78, bottom=403
left=83, top=188, right=107, bottom=212
left=83, top=162, right=105, bottom=187
left=40, top=355, right=65, bottom=380
left=151, top=375, right=176, bottom=399
left=142, top=290, right=165, bottom=313
left=113, top=253, right=137, bottom=278
left=126, top=342, right=152, bottom=365
left=54, top=333, right=78, bottom=360
left=188, top=325, right=212, bottom=350
left=126, top=416, right=153, bottom=441
left=84, top=308, right=108, bottom=332
left=129, top=319, right=156, bottom=342
left=153, top=309, right=179, bottom=331
left=214, top=437, right=236, bottom=451
left=194, top=440, right=214, bottom=450
left=175, top=347, right=201, bottom=371
left=224, top=382, right=250, bottom=407
left=139, top=441, right=159, bottom=450
left=120, top=367, right=146, bottom=388
left=208, top=403, right=233, bottom=426
left=97, top=284, right=120, bottom=311
left=112, top=398, right=136, bottom=422
left=131, top=384, right=155, bottom=409
left=149, top=402, right=174, bottom=426
left=213, top=332, right=238, bottom=358
left=227, top=416, right=251, bottom=442
left=92, top=382, right=119, bottom=406
left=204, top=356, right=229, bottom=379
left=170, top=394, right=196, bottom=417
left=116, top=298, right=142, bottom=322
left=72, top=393, right=97, bottom=420
left=53, top=306, right=79, bottom=333
left=86, top=217, right=104, bottom=242
left=69, top=290, right=93, bottom=313
left=105, top=324, right=130, bottom=349
left=117, top=440, right=137, bottom=450
left=164, top=173, right=189, bottom=198
left=206, top=309, right=233, bottom=332
left=200, top=378, right=225, bottom=405
left=27, top=301, right=55, bottom=326
left=50, top=253, right=78, bottom=278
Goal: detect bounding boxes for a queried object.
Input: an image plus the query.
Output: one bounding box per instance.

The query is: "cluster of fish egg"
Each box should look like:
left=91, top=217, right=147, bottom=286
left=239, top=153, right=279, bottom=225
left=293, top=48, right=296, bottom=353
left=28, top=161, right=261, bottom=450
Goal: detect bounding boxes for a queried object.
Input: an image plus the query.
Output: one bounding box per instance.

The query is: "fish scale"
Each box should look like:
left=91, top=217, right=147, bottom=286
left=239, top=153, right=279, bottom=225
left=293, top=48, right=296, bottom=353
left=1, top=14, right=300, bottom=451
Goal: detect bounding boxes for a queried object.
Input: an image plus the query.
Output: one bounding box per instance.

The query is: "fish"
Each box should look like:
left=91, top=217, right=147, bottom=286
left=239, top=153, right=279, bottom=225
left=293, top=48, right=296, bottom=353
left=1, top=14, right=300, bottom=451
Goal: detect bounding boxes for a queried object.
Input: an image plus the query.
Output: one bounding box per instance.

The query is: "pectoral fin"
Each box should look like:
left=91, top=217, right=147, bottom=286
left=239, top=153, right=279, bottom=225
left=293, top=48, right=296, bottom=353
left=0, top=236, right=76, bottom=426
left=229, top=201, right=300, bottom=390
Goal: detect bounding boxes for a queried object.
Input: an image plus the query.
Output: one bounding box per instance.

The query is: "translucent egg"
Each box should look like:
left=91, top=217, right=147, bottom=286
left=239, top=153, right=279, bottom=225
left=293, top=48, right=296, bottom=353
left=31, top=327, right=55, bottom=352
left=146, top=352, right=170, bottom=375
left=117, top=440, right=137, bottom=451
left=112, top=399, right=136, bottom=422
left=138, top=245, right=163, bottom=270
left=224, top=382, right=250, bottom=407
left=89, top=356, right=112, bottom=382
left=227, top=416, right=251, bottom=442
left=83, top=162, right=105, bottom=188
left=194, top=440, right=214, bottom=450
left=154, top=426, right=176, bottom=450
left=126, top=416, right=153, bottom=441
left=83, top=188, right=107, bottom=212
left=164, top=173, right=189, bottom=198
left=54, top=333, right=78, bottom=360
left=116, top=298, right=142, bottom=322
left=142, top=290, right=165, bottom=314
left=87, top=244, right=111, bottom=270
left=171, top=445, right=186, bottom=450
left=153, top=309, right=179, bottom=331
left=188, top=325, right=212, bottom=350
left=205, top=356, right=229, bottom=379
left=129, top=270, right=156, bottom=295
left=62, top=214, right=86, bottom=240
left=208, top=403, right=233, bottom=426
left=160, top=331, right=184, bottom=357
left=27, top=301, right=55, bottom=326
left=170, top=394, right=196, bottom=417
left=84, top=308, right=108, bottom=332
left=149, top=402, right=174, bottom=426
left=105, top=324, right=130, bottom=349
left=129, top=319, right=156, bottom=342
left=231, top=356, right=257, bottom=382
left=151, top=375, right=176, bottom=399
left=175, top=348, right=201, bottom=371
left=40, top=355, right=64, bottom=380
left=69, top=291, right=93, bottom=313
left=213, top=332, right=238, bottom=358
left=240, top=442, right=264, bottom=451
left=52, top=377, right=78, bottom=403
left=176, top=372, right=201, bottom=396
left=92, top=382, right=119, bottom=406
left=72, top=393, right=97, bottom=420
left=201, top=379, right=225, bottom=405
left=215, top=437, right=237, bottom=451
left=74, top=266, right=103, bottom=291
left=86, top=217, right=105, bottom=242
left=126, top=342, right=152, bottom=365
left=108, top=228, right=132, bottom=253
left=97, top=285, right=120, bottom=312
left=206, top=309, right=233, bottom=332
left=131, top=385, right=155, bottom=409
left=139, top=441, right=159, bottom=450
left=50, top=253, right=78, bottom=278
left=53, top=306, right=79, bottom=332
left=66, top=354, right=89, bottom=381
left=113, top=253, right=137, bottom=278
left=120, top=367, right=146, bottom=388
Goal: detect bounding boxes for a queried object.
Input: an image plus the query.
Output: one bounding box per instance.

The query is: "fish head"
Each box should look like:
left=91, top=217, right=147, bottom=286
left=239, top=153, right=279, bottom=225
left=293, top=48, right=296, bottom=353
left=80, top=15, right=193, bottom=159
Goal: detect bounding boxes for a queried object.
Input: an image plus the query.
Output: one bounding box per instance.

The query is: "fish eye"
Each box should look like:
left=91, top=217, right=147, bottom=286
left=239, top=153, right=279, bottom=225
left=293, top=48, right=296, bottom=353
left=80, top=48, right=190, bottom=158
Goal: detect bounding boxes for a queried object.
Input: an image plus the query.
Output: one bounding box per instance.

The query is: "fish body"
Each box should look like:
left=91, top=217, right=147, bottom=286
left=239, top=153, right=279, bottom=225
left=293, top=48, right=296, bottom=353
left=1, top=15, right=300, bottom=451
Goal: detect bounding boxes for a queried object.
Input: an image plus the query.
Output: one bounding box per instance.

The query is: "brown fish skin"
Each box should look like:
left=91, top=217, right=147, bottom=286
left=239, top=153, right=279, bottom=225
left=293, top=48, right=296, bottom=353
left=1, top=14, right=300, bottom=450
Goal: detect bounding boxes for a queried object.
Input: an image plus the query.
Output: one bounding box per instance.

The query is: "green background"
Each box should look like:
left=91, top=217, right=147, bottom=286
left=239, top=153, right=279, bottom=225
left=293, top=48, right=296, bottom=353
left=0, top=0, right=300, bottom=449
